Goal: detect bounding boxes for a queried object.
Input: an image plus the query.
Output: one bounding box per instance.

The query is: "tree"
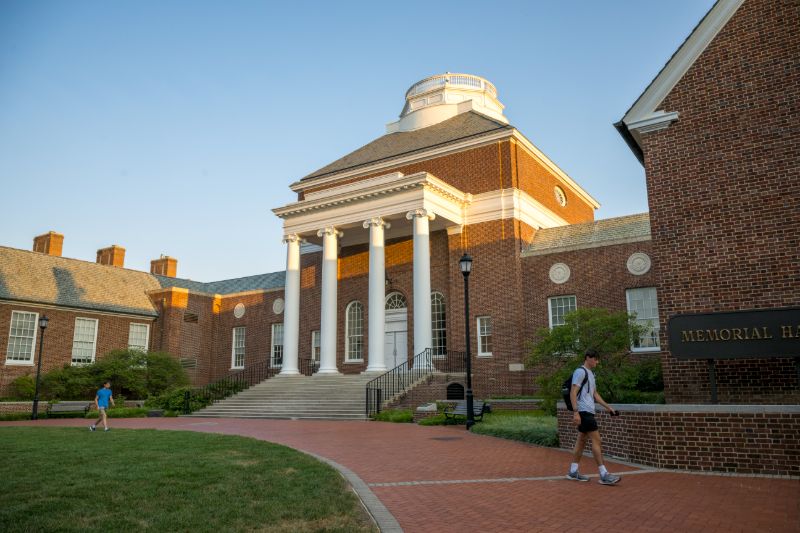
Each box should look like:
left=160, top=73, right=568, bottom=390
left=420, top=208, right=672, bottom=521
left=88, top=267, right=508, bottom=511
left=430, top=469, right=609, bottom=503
left=526, top=308, right=647, bottom=413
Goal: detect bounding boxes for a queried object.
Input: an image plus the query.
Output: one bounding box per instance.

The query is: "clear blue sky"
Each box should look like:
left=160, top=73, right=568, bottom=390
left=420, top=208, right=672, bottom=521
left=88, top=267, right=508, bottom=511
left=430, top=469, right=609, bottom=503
left=0, top=0, right=715, bottom=282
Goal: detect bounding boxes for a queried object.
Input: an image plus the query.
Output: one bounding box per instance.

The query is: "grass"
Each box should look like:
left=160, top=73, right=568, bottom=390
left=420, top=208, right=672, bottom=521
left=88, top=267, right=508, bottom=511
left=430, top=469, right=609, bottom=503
left=0, top=427, right=375, bottom=532
left=471, top=411, right=558, bottom=447
left=371, top=409, right=413, bottom=423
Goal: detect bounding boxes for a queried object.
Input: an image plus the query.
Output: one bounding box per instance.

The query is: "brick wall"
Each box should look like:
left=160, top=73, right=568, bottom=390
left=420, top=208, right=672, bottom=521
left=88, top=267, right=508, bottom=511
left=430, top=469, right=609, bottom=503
left=0, top=302, right=156, bottom=396
left=558, top=404, right=800, bottom=476
left=638, top=0, right=800, bottom=404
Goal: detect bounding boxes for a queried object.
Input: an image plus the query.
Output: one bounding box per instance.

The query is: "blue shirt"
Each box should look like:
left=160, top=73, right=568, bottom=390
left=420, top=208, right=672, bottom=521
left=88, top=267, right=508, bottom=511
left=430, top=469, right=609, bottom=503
left=96, top=388, right=113, bottom=408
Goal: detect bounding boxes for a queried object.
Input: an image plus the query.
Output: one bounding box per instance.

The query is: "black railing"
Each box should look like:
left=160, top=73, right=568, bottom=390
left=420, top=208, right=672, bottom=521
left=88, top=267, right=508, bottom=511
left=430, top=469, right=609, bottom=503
left=183, top=358, right=320, bottom=414
left=365, top=348, right=466, bottom=417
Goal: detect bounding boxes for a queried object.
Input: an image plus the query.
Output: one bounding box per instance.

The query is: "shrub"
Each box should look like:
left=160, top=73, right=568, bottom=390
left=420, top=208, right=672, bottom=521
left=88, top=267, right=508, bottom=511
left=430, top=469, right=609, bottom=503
left=86, top=407, right=149, bottom=419
left=0, top=412, right=33, bottom=421
left=146, top=386, right=211, bottom=413
left=9, top=375, right=36, bottom=400
left=372, top=409, right=413, bottom=423
left=417, top=414, right=461, bottom=426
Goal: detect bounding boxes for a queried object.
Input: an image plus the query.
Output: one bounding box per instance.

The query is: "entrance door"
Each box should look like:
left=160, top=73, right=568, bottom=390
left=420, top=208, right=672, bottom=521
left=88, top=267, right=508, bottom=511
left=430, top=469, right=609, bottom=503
left=384, top=330, right=408, bottom=369
left=384, top=292, right=408, bottom=369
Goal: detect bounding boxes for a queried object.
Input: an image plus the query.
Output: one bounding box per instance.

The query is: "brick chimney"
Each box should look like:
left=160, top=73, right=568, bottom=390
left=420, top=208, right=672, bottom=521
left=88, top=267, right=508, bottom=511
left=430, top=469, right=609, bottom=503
left=151, top=255, right=178, bottom=277
left=96, top=245, right=126, bottom=267
left=33, top=231, right=64, bottom=257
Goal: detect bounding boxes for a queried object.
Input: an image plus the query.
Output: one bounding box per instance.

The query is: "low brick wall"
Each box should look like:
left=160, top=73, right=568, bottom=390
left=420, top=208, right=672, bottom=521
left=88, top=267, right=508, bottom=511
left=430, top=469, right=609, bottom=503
left=1, top=400, right=144, bottom=415
left=557, top=403, right=800, bottom=476
left=486, top=399, right=542, bottom=411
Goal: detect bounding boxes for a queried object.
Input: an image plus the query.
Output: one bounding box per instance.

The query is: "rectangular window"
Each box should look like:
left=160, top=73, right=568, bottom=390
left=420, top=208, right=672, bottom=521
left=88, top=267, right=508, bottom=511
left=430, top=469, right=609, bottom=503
left=477, top=316, right=492, bottom=357
left=548, top=295, right=577, bottom=328
left=626, top=287, right=661, bottom=351
left=231, top=327, right=245, bottom=369
left=6, top=311, right=38, bottom=364
left=271, top=323, right=284, bottom=368
left=71, top=318, right=98, bottom=365
left=311, top=330, right=320, bottom=362
left=128, top=323, right=150, bottom=352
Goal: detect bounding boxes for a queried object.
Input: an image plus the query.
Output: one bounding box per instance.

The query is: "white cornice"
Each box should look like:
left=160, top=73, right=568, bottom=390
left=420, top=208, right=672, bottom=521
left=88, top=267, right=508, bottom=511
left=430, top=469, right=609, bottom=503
left=466, top=188, right=569, bottom=230
left=626, top=111, right=680, bottom=134
left=622, top=0, right=745, bottom=129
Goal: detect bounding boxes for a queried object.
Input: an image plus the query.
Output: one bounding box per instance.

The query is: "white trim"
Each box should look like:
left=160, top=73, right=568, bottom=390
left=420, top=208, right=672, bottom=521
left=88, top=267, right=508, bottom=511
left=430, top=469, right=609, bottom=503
left=476, top=316, right=492, bottom=357
left=127, top=323, right=150, bottom=352
left=5, top=310, right=39, bottom=365
left=0, top=299, right=157, bottom=321
left=345, top=301, right=364, bottom=362
left=311, top=330, right=320, bottom=362
left=621, top=0, right=745, bottom=137
left=231, top=326, right=245, bottom=369
left=71, top=317, right=99, bottom=365
left=271, top=323, right=284, bottom=368
left=288, top=129, right=600, bottom=210
left=467, top=188, right=569, bottom=230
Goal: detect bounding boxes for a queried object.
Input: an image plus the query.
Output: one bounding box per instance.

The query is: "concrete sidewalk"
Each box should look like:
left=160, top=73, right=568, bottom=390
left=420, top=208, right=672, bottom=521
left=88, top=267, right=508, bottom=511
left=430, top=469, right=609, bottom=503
left=3, top=418, right=797, bottom=532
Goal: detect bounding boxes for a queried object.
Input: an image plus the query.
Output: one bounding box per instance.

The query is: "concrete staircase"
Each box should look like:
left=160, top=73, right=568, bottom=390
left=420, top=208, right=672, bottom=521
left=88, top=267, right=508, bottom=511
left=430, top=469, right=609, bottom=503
left=187, top=373, right=376, bottom=420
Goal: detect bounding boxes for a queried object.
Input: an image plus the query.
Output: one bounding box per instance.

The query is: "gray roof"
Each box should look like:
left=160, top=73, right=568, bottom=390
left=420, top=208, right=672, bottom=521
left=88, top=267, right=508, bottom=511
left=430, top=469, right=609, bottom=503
left=155, top=271, right=285, bottom=295
left=523, top=213, right=651, bottom=256
left=303, top=111, right=512, bottom=181
left=0, top=246, right=161, bottom=317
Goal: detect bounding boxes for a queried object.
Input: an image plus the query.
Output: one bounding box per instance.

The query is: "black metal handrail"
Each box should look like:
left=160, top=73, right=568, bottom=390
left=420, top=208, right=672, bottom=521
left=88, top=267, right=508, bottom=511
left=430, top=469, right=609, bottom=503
left=365, top=348, right=466, bottom=417
left=183, top=358, right=320, bottom=414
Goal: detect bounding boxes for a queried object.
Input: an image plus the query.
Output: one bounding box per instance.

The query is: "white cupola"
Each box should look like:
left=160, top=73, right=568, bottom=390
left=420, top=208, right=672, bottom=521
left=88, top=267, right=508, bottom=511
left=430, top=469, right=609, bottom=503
left=386, top=73, right=508, bottom=133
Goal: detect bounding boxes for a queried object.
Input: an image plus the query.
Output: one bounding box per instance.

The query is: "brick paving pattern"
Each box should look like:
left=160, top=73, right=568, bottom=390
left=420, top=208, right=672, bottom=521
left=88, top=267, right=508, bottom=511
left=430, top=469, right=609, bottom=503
left=3, top=418, right=797, bottom=532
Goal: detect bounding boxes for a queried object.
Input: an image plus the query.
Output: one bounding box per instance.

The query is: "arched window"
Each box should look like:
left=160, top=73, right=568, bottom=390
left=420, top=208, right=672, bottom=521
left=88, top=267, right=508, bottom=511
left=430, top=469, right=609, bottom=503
left=431, top=292, right=447, bottom=357
left=345, top=301, right=364, bottom=361
left=385, top=292, right=407, bottom=310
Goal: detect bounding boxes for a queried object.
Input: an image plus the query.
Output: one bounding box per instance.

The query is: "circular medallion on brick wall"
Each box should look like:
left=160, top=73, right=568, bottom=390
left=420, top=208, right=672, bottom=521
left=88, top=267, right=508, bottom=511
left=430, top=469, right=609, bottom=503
left=554, top=186, right=567, bottom=207
left=233, top=303, right=245, bottom=319
left=627, top=252, right=651, bottom=275
left=549, top=263, right=571, bottom=284
left=272, top=298, right=285, bottom=314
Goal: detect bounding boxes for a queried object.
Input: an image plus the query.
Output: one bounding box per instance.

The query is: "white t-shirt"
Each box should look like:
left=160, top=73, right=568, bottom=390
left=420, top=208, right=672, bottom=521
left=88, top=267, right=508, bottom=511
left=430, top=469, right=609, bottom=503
left=571, top=366, right=596, bottom=413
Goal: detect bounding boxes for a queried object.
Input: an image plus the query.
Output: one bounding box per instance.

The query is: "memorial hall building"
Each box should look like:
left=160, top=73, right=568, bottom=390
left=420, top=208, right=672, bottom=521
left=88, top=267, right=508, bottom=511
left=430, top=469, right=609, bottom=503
left=1, top=1, right=797, bottom=474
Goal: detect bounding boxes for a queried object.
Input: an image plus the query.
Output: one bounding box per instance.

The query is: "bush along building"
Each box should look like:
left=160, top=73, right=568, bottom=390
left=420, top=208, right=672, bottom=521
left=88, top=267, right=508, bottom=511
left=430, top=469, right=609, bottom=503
left=0, top=0, right=796, bottom=474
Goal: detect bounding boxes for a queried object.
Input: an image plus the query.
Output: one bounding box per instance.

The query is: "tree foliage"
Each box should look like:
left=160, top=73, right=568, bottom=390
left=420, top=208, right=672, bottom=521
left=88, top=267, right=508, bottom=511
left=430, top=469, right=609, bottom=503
left=526, top=308, right=658, bottom=413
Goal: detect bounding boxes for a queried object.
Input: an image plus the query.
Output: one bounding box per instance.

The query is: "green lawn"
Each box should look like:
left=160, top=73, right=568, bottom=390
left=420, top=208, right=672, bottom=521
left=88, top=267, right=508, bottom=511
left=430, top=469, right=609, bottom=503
left=0, top=427, right=375, bottom=533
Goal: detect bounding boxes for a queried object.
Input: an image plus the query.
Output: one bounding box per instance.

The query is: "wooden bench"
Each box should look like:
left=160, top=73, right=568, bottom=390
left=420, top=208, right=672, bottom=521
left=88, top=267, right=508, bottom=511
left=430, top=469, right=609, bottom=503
left=46, top=402, right=91, bottom=417
left=443, top=400, right=489, bottom=421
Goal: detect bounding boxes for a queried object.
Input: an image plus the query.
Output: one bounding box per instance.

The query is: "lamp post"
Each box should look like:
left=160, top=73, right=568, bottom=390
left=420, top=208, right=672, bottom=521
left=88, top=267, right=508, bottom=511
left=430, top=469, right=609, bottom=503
left=459, top=253, right=475, bottom=430
left=31, top=315, right=49, bottom=420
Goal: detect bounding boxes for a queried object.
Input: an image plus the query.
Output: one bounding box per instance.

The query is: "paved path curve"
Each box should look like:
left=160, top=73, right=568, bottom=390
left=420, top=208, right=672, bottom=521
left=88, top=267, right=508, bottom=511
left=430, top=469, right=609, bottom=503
left=3, top=418, right=798, bottom=532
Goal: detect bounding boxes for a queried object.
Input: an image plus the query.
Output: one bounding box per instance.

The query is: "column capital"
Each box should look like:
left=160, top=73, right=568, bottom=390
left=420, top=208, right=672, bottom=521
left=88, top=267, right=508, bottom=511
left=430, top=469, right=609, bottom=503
left=317, top=226, right=343, bottom=238
left=282, top=234, right=305, bottom=245
left=406, top=208, right=436, bottom=221
left=362, top=217, right=391, bottom=230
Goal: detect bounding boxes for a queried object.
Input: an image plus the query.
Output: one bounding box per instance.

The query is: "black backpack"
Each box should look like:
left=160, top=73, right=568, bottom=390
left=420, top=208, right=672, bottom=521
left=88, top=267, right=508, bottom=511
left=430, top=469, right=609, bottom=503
left=561, top=367, right=589, bottom=411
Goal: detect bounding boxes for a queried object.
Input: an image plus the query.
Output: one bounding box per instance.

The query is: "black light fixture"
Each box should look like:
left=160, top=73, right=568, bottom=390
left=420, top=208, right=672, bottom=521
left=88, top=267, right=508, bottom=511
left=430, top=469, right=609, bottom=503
left=31, top=315, right=49, bottom=420
left=459, top=253, right=475, bottom=429
left=385, top=271, right=392, bottom=289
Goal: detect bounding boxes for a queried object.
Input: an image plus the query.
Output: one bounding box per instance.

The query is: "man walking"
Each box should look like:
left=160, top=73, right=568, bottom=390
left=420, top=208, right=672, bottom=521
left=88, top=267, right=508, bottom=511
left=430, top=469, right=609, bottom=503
left=566, top=349, right=620, bottom=485
left=89, top=381, right=115, bottom=432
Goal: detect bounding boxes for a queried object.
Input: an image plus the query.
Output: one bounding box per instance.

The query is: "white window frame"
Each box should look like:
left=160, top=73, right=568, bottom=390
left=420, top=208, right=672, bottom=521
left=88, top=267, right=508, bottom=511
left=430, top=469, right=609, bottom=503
left=311, top=330, right=320, bottom=362
left=548, top=295, right=577, bottom=329
left=271, top=323, right=284, bottom=368
left=626, top=287, right=661, bottom=352
left=71, top=317, right=99, bottom=365
left=5, top=311, right=39, bottom=365
left=127, top=323, right=150, bottom=352
left=345, top=301, right=364, bottom=362
left=477, top=316, right=492, bottom=357
left=231, top=326, right=245, bottom=369
left=431, top=292, right=447, bottom=358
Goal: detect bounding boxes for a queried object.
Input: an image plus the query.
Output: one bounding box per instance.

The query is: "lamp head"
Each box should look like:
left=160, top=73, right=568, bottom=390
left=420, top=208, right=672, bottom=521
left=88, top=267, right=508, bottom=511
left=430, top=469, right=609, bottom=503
left=459, top=253, right=473, bottom=276
left=39, top=315, right=49, bottom=330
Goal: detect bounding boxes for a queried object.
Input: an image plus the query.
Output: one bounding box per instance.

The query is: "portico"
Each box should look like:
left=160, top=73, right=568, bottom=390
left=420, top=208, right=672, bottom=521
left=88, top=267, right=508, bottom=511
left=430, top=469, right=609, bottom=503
left=273, top=171, right=471, bottom=375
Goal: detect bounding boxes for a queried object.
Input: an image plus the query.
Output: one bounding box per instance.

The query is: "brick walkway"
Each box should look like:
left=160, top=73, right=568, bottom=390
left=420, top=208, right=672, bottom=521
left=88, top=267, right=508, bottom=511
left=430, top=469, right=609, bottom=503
left=4, top=418, right=798, bottom=532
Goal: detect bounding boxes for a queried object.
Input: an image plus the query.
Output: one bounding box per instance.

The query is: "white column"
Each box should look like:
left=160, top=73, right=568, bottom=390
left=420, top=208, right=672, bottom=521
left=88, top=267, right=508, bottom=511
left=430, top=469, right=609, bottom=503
left=364, top=217, right=390, bottom=373
left=279, top=234, right=301, bottom=376
left=406, top=209, right=435, bottom=359
left=317, top=226, right=342, bottom=375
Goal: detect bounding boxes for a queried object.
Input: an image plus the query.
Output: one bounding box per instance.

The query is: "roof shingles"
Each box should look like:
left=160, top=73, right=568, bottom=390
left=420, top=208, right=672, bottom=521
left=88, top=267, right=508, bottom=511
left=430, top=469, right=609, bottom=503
left=524, top=213, right=651, bottom=256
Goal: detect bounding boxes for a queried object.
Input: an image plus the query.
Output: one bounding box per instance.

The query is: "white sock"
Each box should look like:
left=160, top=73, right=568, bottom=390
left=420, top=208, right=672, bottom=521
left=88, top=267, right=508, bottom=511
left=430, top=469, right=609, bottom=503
left=570, top=463, right=579, bottom=474
left=599, top=465, right=608, bottom=476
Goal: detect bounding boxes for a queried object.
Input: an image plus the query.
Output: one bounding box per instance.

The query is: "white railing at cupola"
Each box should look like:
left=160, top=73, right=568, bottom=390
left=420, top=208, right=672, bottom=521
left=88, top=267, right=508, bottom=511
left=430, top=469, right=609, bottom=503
left=405, top=73, right=498, bottom=99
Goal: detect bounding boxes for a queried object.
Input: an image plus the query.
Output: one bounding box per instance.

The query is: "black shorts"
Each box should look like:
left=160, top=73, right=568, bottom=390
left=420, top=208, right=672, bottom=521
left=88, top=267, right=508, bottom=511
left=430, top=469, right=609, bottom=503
left=578, top=412, right=598, bottom=433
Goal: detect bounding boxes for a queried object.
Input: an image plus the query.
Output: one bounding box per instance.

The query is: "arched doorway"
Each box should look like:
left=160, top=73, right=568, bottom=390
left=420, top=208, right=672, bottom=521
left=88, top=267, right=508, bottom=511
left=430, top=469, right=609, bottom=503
left=384, top=292, right=408, bottom=369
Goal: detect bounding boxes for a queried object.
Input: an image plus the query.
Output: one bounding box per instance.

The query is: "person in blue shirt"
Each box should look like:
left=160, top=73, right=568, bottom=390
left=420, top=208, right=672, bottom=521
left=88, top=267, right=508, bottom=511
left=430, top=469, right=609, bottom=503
left=89, top=381, right=115, bottom=432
